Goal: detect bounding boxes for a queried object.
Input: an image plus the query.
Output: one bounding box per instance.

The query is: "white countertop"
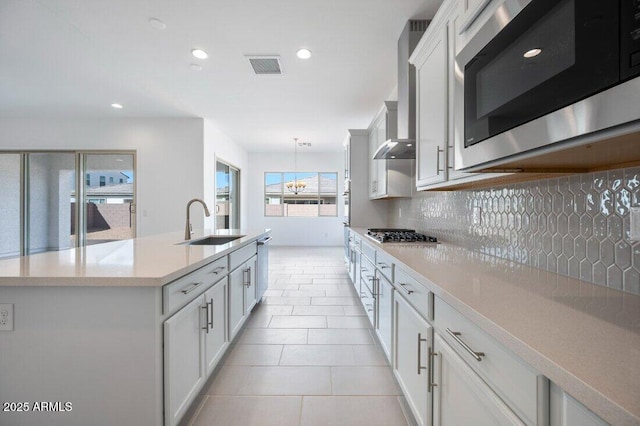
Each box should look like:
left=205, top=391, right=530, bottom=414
left=0, top=229, right=270, bottom=287
left=350, top=228, right=640, bottom=426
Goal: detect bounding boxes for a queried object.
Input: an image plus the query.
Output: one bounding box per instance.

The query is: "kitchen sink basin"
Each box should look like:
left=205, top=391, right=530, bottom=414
left=180, top=235, right=244, bottom=246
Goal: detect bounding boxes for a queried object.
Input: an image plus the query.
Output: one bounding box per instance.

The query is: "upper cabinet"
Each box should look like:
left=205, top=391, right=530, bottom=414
left=368, top=101, right=413, bottom=199
left=410, top=0, right=506, bottom=191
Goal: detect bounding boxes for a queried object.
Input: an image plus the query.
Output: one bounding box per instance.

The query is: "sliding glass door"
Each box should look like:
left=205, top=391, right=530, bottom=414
left=27, top=153, right=76, bottom=254
left=83, top=153, right=135, bottom=246
left=0, top=154, right=21, bottom=259
left=0, top=151, right=136, bottom=258
left=216, top=160, right=240, bottom=230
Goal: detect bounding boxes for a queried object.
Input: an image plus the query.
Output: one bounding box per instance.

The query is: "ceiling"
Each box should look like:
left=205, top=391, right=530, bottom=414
left=0, top=0, right=442, bottom=152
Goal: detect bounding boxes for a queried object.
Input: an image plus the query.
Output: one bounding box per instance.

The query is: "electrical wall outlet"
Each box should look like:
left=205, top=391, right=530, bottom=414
left=0, top=304, right=14, bottom=331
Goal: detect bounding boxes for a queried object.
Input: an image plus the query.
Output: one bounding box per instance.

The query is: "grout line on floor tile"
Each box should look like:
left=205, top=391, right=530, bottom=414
left=187, top=394, right=209, bottom=426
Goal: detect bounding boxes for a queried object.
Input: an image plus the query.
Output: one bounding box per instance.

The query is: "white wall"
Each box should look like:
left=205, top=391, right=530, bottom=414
left=203, top=119, right=249, bottom=231
left=0, top=118, right=205, bottom=237
left=247, top=151, right=344, bottom=246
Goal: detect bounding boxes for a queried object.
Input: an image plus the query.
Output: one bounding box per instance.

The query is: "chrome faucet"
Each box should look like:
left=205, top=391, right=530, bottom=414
left=185, top=198, right=211, bottom=240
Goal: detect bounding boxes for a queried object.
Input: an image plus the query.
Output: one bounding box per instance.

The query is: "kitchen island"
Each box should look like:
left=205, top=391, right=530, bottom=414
left=0, top=228, right=270, bottom=426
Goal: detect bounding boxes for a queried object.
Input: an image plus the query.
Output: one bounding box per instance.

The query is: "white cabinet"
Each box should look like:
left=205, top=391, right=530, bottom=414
left=393, top=291, right=433, bottom=426
left=229, top=265, right=246, bottom=340
left=164, top=295, right=205, bottom=426
left=458, top=0, right=492, bottom=35
left=550, top=383, right=608, bottom=426
left=163, top=275, right=229, bottom=426
left=411, top=0, right=506, bottom=190
left=343, top=130, right=388, bottom=227
left=376, top=272, right=393, bottom=362
left=415, top=19, right=449, bottom=188
left=434, top=297, right=547, bottom=425
left=433, top=333, right=525, bottom=425
left=367, top=101, right=412, bottom=199
left=203, top=279, right=228, bottom=376
left=244, top=254, right=258, bottom=315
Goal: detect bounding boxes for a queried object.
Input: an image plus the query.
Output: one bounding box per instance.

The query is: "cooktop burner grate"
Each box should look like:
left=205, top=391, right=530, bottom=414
left=365, top=228, right=437, bottom=243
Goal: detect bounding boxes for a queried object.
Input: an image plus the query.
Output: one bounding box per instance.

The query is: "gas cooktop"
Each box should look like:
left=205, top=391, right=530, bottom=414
left=365, top=228, right=438, bottom=244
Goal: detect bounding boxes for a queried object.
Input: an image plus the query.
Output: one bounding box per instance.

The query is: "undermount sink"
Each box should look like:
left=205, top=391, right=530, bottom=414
left=180, top=235, right=244, bottom=246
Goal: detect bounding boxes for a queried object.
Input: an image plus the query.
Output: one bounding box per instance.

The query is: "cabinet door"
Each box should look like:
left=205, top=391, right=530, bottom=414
left=376, top=118, right=388, bottom=196
left=244, top=255, right=258, bottom=315
left=368, top=130, right=378, bottom=198
left=164, top=295, right=206, bottom=426
left=204, top=279, right=228, bottom=376
left=550, top=383, right=607, bottom=426
left=433, top=333, right=525, bottom=426
left=228, top=266, right=246, bottom=340
left=394, top=293, right=432, bottom=426
left=376, top=274, right=393, bottom=362
left=416, top=24, right=448, bottom=188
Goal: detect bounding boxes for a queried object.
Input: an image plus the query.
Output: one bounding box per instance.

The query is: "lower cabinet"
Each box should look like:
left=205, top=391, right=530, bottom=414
left=550, top=383, right=607, bottom=426
left=164, top=277, right=228, bottom=426
left=244, top=255, right=258, bottom=315
left=204, top=279, right=228, bottom=376
left=376, top=273, right=393, bottom=362
left=433, top=333, right=524, bottom=425
left=393, top=292, right=433, bottom=426
left=229, top=255, right=258, bottom=341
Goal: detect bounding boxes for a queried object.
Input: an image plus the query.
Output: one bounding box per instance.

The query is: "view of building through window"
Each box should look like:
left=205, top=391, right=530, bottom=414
left=0, top=151, right=135, bottom=259
left=265, top=172, right=337, bottom=217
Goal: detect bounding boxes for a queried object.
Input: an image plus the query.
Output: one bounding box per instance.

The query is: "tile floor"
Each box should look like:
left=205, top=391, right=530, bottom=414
left=187, top=246, right=412, bottom=426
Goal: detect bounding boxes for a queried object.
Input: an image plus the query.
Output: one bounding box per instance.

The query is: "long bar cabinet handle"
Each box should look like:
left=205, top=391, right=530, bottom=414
left=446, top=328, right=485, bottom=361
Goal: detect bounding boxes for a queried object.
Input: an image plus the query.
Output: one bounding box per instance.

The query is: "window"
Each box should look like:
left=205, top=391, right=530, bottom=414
left=0, top=151, right=136, bottom=259
left=109, top=177, right=114, bottom=184
left=264, top=172, right=337, bottom=217
left=99, top=176, right=105, bottom=187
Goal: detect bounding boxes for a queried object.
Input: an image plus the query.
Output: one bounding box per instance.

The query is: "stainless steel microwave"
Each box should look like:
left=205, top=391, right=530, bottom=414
left=454, top=0, right=640, bottom=171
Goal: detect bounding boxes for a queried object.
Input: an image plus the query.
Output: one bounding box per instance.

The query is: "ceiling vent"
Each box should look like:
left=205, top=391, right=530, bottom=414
left=246, top=56, right=283, bottom=75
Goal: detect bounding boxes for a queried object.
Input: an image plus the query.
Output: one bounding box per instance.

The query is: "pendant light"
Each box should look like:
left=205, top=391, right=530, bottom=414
left=286, top=138, right=306, bottom=195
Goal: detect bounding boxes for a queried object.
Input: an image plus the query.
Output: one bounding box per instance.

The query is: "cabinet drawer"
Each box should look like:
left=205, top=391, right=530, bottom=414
left=229, top=242, right=257, bottom=271
left=361, top=241, right=376, bottom=263
left=199, top=256, right=229, bottom=279
left=360, top=256, right=376, bottom=294
left=375, top=250, right=394, bottom=282
left=164, top=268, right=210, bottom=315
left=394, top=267, right=432, bottom=322
left=435, top=298, right=545, bottom=425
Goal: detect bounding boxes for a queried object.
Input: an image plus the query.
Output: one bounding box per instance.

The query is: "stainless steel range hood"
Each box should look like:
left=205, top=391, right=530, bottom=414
left=375, top=20, right=429, bottom=160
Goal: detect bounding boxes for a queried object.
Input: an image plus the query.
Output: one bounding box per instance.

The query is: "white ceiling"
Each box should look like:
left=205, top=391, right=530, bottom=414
left=0, top=0, right=442, bottom=152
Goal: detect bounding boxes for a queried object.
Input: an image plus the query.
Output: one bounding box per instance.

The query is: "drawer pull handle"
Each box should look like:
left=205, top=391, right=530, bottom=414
left=417, top=333, right=428, bottom=375
left=428, top=347, right=438, bottom=392
left=209, top=266, right=226, bottom=275
left=181, top=282, right=202, bottom=294
left=446, top=328, right=485, bottom=361
left=398, top=283, right=414, bottom=295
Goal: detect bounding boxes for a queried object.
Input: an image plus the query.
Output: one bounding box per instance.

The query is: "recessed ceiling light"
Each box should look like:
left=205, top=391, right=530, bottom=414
left=407, top=143, right=413, bottom=147
left=523, top=48, right=542, bottom=58
left=296, top=48, right=312, bottom=59
left=111, top=103, right=123, bottom=109
left=148, top=18, right=166, bottom=30
left=190, top=63, right=203, bottom=71
left=191, top=49, right=208, bottom=59
left=391, top=155, right=396, bottom=159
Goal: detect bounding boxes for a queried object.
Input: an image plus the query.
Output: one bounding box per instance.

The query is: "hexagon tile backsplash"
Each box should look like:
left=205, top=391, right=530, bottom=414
left=389, top=167, right=640, bottom=295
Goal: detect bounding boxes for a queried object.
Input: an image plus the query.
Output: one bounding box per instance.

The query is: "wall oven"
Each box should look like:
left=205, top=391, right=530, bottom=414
left=454, top=0, right=640, bottom=171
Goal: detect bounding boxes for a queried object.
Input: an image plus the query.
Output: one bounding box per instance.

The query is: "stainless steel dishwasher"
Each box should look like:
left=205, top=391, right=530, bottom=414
left=256, top=235, right=272, bottom=302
